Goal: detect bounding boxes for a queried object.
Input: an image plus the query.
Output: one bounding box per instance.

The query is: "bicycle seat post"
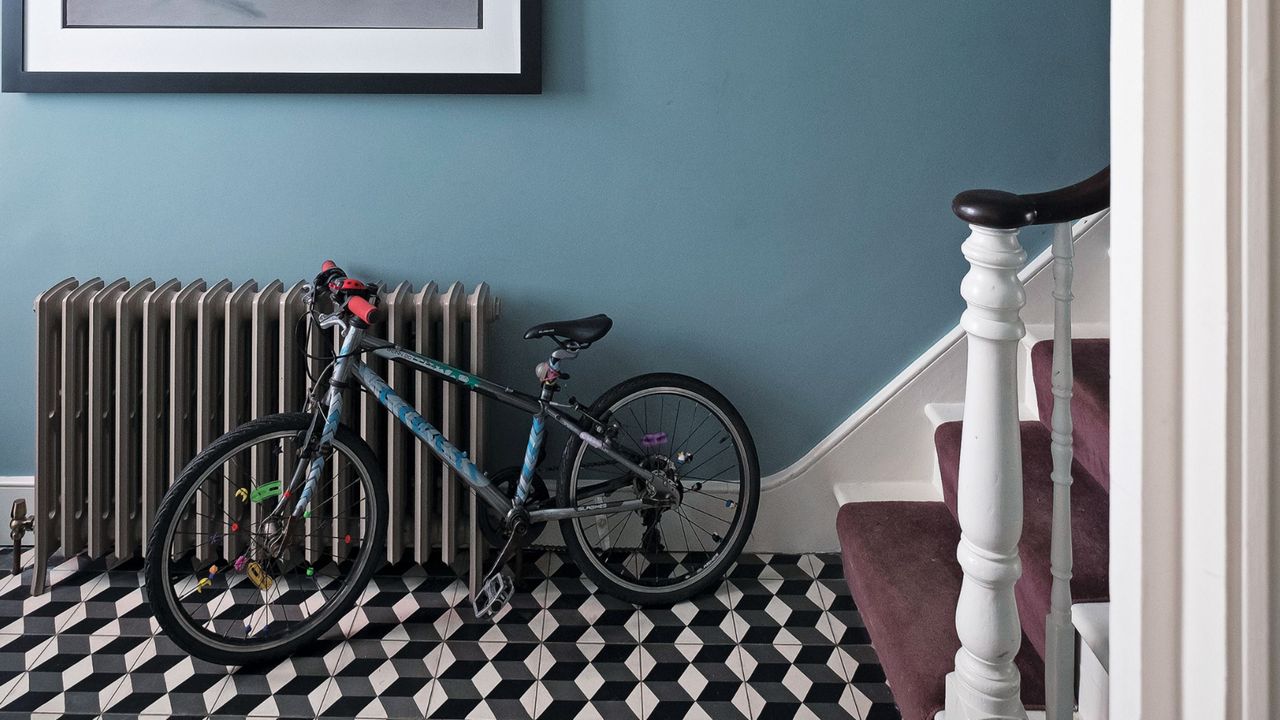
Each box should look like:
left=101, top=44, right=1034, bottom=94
left=536, top=346, right=577, bottom=398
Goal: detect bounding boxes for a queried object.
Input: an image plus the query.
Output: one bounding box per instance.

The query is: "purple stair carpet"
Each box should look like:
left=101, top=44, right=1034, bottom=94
left=837, top=339, right=1109, bottom=719
left=837, top=502, right=1046, bottom=720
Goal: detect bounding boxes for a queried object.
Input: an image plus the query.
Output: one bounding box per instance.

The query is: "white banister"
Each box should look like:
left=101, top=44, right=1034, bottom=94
left=945, top=224, right=1028, bottom=720
left=1044, top=222, right=1076, bottom=720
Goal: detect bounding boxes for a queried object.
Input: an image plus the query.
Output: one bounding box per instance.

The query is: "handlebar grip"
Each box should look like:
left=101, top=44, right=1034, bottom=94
left=321, top=260, right=338, bottom=273
left=346, top=295, right=379, bottom=324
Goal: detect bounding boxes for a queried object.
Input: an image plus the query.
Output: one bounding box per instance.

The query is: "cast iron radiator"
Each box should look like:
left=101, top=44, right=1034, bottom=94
left=31, top=277, right=498, bottom=594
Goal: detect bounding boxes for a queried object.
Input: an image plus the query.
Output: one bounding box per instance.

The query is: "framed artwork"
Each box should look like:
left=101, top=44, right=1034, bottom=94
left=2, top=0, right=540, bottom=94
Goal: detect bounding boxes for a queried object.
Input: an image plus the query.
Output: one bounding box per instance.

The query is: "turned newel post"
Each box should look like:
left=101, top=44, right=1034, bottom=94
left=945, top=223, right=1029, bottom=720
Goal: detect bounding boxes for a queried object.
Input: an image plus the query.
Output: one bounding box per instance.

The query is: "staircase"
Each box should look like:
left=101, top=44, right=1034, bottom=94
left=837, top=168, right=1111, bottom=720
left=837, top=339, right=1109, bottom=719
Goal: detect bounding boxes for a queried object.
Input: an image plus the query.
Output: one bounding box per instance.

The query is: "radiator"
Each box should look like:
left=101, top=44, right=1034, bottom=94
left=32, top=277, right=498, bottom=594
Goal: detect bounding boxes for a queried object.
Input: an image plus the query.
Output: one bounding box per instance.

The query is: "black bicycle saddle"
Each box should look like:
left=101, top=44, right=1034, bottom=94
left=523, top=314, right=613, bottom=346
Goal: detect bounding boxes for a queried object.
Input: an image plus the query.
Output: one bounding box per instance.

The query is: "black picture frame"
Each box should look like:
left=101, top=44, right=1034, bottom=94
left=2, top=0, right=541, bottom=94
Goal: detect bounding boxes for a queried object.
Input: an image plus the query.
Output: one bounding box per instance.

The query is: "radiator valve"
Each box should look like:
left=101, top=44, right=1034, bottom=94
left=9, top=499, right=33, bottom=575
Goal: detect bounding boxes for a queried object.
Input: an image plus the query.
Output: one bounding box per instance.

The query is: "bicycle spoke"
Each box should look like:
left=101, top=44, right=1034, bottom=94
left=571, top=387, right=749, bottom=590
left=678, top=510, right=710, bottom=555
left=671, top=410, right=714, bottom=460
left=679, top=475, right=742, bottom=484
left=668, top=399, right=685, bottom=456
left=675, top=507, right=693, bottom=554
left=612, top=418, right=648, bottom=457
left=680, top=502, right=732, bottom=526
left=674, top=507, right=724, bottom=540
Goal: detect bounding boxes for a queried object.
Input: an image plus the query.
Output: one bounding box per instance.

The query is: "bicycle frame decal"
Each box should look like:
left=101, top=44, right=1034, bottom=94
left=368, top=344, right=534, bottom=403
left=353, top=363, right=491, bottom=489
left=376, top=347, right=481, bottom=389
left=517, top=415, right=545, bottom=502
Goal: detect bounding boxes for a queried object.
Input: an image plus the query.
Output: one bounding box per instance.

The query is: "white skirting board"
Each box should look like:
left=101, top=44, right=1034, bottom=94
left=746, top=211, right=1111, bottom=553
left=0, top=477, right=35, bottom=547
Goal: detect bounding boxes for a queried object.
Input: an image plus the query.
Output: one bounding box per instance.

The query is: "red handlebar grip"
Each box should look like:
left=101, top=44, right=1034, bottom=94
left=321, top=260, right=338, bottom=272
left=346, top=295, right=379, bottom=324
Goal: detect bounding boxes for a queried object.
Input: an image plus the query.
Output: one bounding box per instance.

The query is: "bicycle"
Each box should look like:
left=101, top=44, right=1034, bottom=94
left=143, top=260, right=760, bottom=665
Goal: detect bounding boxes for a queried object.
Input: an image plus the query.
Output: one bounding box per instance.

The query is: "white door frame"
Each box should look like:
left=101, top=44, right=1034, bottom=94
left=1110, top=0, right=1275, bottom=717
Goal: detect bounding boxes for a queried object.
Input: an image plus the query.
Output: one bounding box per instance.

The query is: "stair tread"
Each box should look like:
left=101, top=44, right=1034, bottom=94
left=1031, top=338, right=1110, bottom=490
left=934, top=420, right=1110, bottom=659
left=836, top=501, right=1046, bottom=720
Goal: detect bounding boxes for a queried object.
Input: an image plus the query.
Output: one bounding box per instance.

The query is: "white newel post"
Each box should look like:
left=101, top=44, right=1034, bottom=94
left=1044, top=222, right=1075, bottom=720
left=945, top=223, right=1028, bottom=720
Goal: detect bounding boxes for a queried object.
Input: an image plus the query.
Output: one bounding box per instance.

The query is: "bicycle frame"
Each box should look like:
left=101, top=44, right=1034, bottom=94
left=291, top=321, right=663, bottom=529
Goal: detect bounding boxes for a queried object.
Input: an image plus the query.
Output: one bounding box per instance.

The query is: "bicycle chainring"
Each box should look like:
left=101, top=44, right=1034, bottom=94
left=477, top=467, right=549, bottom=549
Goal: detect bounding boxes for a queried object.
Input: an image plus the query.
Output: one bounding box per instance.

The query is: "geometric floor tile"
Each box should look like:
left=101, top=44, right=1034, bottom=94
left=540, top=562, right=640, bottom=645
left=807, top=553, right=846, bottom=583
left=0, top=634, right=147, bottom=716
left=103, top=635, right=232, bottom=717
left=440, top=578, right=547, bottom=645
left=534, top=641, right=643, bottom=720
left=739, top=643, right=857, bottom=719
left=728, top=574, right=838, bottom=646
left=729, top=553, right=820, bottom=582
left=427, top=641, right=539, bottom=719
left=0, top=548, right=903, bottom=720
left=320, top=639, right=438, bottom=718
left=640, top=643, right=751, bottom=719
left=64, top=572, right=155, bottom=638
left=635, top=582, right=739, bottom=645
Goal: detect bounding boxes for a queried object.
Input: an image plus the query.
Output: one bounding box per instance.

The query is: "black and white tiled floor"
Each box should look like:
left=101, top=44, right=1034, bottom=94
left=0, top=548, right=901, bottom=719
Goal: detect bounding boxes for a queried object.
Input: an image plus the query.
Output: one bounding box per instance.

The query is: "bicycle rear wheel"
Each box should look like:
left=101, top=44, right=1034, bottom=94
left=559, top=373, right=760, bottom=606
left=144, top=412, right=387, bottom=666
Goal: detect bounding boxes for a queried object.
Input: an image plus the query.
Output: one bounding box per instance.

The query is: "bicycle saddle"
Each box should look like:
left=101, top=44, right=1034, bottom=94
left=523, top=314, right=613, bottom=346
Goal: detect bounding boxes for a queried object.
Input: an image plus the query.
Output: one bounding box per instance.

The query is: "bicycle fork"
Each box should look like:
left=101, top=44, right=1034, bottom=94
left=251, top=322, right=365, bottom=559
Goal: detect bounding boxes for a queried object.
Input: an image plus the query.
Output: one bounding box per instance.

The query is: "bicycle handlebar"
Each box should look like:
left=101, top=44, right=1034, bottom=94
left=345, top=295, right=378, bottom=325
left=317, top=260, right=380, bottom=325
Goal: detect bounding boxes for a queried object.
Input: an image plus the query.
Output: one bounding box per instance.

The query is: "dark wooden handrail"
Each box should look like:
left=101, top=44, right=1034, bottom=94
left=952, top=166, right=1110, bottom=229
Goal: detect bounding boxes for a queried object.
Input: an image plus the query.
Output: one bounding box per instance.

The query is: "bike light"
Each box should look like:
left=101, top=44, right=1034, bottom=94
left=535, top=361, right=551, bottom=382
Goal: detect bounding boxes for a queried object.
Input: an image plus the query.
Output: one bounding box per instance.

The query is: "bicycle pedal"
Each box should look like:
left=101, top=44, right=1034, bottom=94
left=471, top=572, right=515, bottom=620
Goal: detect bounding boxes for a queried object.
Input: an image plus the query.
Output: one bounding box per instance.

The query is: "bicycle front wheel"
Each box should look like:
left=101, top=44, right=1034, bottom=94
left=144, top=412, right=387, bottom=666
left=559, top=373, right=760, bottom=606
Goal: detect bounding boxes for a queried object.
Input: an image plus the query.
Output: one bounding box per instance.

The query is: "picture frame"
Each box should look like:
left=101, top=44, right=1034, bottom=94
left=2, top=0, right=541, bottom=94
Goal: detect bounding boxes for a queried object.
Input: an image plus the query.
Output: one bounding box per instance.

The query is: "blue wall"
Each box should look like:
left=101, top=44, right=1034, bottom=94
left=0, top=1, right=1109, bottom=476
